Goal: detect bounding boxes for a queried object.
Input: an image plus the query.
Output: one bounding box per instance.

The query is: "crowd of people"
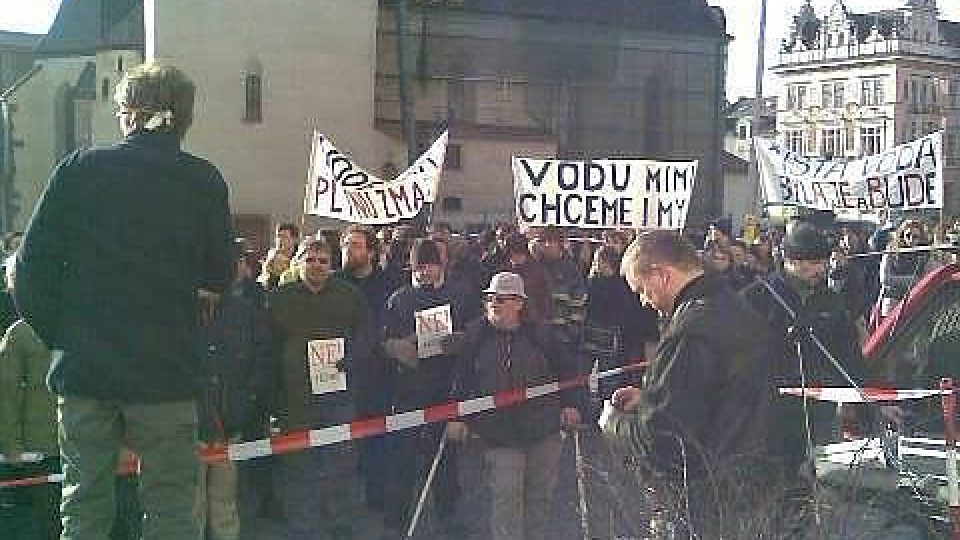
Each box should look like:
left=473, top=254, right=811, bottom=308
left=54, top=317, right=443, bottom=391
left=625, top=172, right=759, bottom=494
left=1, top=60, right=958, bottom=540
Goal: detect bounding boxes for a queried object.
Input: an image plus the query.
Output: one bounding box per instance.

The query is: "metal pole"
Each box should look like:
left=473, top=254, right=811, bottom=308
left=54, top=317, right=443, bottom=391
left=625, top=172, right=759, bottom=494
left=396, top=0, right=418, bottom=165
left=940, top=378, right=960, bottom=539
left=748, top=0, right=769, bottom=215
left=405, top=430, right=448, bottom=539
left=573, top=428, right=591, bottom=540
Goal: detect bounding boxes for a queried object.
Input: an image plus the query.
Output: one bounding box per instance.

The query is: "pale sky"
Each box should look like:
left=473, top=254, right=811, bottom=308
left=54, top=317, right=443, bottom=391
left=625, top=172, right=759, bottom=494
left=0, top=0, right=60, bottom=34
left=1, top=0, right=959, bottom=102
left=709, top=0, right=960, bottom=100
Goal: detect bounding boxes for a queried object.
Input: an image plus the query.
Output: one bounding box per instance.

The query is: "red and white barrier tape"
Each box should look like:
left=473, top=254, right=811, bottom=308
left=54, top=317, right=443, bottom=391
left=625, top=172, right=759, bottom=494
left=0, top=360, right=647, bottom=488
left=0, top=453, right=139, bottom=489
left=778, top=387, right=950, bottom=403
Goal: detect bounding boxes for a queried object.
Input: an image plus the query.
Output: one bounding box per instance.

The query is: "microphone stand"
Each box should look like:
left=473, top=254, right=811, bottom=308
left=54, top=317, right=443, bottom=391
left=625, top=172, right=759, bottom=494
left=758, top=277, right=872, bottom=528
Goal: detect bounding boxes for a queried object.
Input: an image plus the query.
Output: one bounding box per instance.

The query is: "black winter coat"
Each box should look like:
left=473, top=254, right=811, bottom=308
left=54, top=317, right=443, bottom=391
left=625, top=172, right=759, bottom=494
left=603, top=275, right=774, bottom=483
left=15, top=131, right=232, bottom=402
left=452, top=318, right=584, bottom=447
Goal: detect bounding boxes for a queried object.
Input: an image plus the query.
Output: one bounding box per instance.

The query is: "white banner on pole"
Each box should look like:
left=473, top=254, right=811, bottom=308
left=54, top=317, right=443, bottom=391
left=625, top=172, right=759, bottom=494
left=756, top=131, right=943, bottom=221
left=511, top=157, right=697, bottom=229
left=304, top=131, right=448, bottom=224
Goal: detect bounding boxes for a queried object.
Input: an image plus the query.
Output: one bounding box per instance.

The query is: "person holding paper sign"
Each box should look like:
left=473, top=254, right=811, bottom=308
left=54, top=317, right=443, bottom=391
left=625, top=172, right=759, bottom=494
left=267, top=237, right=372, bottom=540
left=446, top=271, right=583, bottom=540
left=381, top=238, right=466, bottom=537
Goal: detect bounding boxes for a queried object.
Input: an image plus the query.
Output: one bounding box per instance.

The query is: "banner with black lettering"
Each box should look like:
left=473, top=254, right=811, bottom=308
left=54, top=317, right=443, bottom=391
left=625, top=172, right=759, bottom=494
left=756, top=131, right=943, bottom=221
left=304, top=131, right=448, bottom=224
left=511, top=158, right=697, bottom=229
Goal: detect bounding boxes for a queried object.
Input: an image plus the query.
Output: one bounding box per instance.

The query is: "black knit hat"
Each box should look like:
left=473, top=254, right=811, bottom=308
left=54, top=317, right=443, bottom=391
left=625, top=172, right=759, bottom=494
left=782, top=223, right=830, bottom=261
left=409, top=238, right=444, bottom=266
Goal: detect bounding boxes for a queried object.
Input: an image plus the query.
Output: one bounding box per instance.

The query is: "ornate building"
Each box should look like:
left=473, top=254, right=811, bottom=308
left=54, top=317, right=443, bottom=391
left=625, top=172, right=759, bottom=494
left=773, top=0, right=960, bottom=212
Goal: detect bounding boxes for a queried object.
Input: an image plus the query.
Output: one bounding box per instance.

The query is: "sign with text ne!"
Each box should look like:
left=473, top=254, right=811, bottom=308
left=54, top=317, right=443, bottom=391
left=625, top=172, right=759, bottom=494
left=306, top=338, right=346, bottom=395
left=304, top=131, right=448, bottom=225
left=414, top=304, right=452, bottom=359
left=756, top=131, right=944, bottom=221
left=511, top=157, right=697, bottom=229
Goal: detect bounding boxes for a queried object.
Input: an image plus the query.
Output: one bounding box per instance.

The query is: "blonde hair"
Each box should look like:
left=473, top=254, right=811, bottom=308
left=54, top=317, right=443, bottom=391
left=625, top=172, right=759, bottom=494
left=114, top=61, right=195, bottom=138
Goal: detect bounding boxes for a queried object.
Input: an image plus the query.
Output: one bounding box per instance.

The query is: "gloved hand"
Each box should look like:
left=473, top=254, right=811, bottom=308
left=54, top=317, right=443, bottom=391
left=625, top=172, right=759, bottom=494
left=446, top=421, right=469, bottom=443
left=385, top=335, right=419, bottom=369
left=441, top=331, right=466, bottom=355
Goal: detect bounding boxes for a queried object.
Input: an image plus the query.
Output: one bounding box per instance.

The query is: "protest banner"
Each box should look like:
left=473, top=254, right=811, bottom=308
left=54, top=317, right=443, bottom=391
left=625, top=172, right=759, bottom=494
left=307, top=338, right=346, bottom=394
left=415, top=304, right=452, bottom=359
left=304, top=131, right=448, bottom=225
left=511, top=157, right=697, bottom=229
left=756, top=131, right=943, bottom=221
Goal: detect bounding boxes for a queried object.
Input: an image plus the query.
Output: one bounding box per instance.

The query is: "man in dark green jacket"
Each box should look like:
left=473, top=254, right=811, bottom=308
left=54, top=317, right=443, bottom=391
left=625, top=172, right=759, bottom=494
left=267, top=237, right=371, bottom=539
left=14, top=62, right=232, bottom=539
left=603, top=230, right=775, bottom=538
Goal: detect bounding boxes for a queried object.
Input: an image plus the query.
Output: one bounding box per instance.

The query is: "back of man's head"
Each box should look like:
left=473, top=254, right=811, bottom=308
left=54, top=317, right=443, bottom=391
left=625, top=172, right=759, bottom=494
left=114, top=62, right=195, bottom=138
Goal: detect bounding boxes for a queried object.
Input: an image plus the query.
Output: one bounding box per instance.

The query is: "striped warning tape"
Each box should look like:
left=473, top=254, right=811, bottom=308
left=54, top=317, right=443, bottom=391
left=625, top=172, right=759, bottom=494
left=0, top=360, right=648, bottom=488
left=0, top=453, right=139, bottom=488
left=778, top=387, right=950, bottom=403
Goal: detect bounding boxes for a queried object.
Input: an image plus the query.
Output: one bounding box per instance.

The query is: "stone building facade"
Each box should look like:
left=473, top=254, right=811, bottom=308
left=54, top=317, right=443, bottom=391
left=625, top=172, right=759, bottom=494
left=773, top=0, right=960, bottom=213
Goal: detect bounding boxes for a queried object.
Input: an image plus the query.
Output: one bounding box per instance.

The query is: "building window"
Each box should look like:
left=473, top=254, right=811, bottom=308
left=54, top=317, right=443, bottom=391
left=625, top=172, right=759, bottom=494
left=787, top=84, right=808, bottom=110
left=821, top=128, right=842, bottom=158
left=243, top=73, right=262, bottom=123
left=861, top=77, right=885, bottom=106
left=441, top=196, right=462, bottom=212
left=822, top=81, right=844, bottom=108
left=116, top=56, right=123, bottom=72
left=786, top=130, right=804, bottom=153
left=736, top=123, right=749, bottom=140
left=101, top=77, right=110, bottom=101
left=444, top=143, right=461, bottom=170
left=860, top=126, right=882, bottom=156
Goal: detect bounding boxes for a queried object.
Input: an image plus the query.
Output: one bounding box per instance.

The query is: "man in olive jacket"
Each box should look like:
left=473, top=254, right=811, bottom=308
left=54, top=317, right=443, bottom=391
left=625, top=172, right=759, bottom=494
left=602, top=230, right=775, bottom=537
left=14, top=63, right=232, bottom=539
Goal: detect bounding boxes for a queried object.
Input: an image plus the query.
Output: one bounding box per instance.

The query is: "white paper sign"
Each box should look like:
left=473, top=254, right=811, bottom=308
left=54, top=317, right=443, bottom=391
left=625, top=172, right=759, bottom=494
left=415, top=304, right=452, bottom=359
left=512, top=157, right=697, bottom=229
left=304, top=131, right=448, bottom=224
left=307, top=338, right=346, bottom=394
left=756, top=131, right=944, bottom=222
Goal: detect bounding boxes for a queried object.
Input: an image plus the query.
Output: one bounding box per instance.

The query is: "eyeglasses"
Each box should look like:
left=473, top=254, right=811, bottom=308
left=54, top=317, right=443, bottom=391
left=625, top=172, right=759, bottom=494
left=483, top=294, right=522, bottom=304
left=302, top=257, right=330, bottom=264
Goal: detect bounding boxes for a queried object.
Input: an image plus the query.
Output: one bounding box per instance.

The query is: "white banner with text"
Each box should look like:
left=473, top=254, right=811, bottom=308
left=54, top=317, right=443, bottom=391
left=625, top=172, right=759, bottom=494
left=511, top=157, right=698, bottom=229
left=756, top=131, right=943, bottom=221
left=305, top=131, right=448, bottom=224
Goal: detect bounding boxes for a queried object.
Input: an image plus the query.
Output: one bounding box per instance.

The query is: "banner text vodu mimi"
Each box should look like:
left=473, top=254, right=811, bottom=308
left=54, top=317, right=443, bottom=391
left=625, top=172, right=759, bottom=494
left=512, top=158, right=698, bottom=229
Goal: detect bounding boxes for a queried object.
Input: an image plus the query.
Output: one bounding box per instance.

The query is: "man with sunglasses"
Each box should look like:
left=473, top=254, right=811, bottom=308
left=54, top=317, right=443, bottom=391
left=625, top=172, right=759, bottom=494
left=447, top=271, right=582, bottom=540
left=15, top=62, right=233, bottom=539
left=267, top=237, right=372, bottom=539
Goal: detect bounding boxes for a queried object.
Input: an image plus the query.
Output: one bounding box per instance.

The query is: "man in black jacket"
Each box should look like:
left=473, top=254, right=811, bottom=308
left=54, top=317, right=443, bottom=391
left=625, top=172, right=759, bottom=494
left=381, top=238, right=466, bottom=537
left=741, top=222, right=867, bottom=482
left=447, top=271, right=582, bottom=540
left=15, top=62, right=232, bottom=539
left=603, top=230, right=775, bottom=538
